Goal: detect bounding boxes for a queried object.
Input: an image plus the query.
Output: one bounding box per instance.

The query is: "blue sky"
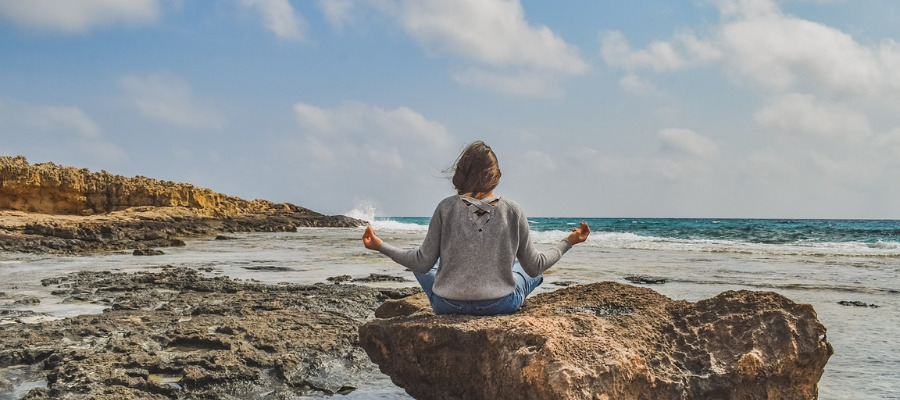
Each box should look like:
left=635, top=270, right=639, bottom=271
left=1, top=0, right=899, bottom=218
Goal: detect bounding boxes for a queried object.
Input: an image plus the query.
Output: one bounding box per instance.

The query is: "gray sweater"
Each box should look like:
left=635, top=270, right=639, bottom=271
left=378, top=194, right=573, bottom=301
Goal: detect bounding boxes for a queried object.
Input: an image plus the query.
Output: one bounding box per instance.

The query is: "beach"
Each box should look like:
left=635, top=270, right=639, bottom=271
left=1, top=216, right=897, bottom=399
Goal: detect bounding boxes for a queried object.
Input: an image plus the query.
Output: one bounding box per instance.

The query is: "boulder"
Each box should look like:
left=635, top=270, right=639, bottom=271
left=359, top=282, right=833, bottom=400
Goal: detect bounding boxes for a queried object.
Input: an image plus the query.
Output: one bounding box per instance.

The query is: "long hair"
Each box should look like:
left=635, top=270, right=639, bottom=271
left=451, top=141, right=501, bottom=196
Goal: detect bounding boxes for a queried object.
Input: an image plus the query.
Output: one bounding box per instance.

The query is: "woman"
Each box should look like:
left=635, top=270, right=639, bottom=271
left=363, top=141, right=590, bottom=315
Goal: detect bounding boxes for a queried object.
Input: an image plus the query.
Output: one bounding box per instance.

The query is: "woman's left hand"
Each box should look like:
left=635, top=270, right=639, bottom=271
left=363, top=225, right=383, bottom=250
left=565, top=222, right=590, bottom=245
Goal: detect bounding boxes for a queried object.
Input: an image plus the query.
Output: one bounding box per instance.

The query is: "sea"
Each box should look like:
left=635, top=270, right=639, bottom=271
left=1, top=214, right=898, bottom=399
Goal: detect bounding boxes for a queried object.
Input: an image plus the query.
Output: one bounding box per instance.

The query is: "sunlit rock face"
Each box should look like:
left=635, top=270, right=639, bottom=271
left=360, top=282, right=833, bottom=400
left=1, top=155, right=280, bottom=216
left=0, top=156, right=364, bottom=254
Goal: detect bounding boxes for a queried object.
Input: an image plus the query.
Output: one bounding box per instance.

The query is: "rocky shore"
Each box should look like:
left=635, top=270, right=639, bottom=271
left=0, top=266, right=418, bottom=399
left=1, top=156, right=835, bottom=399
left=0, top=156, right=363, bottom=254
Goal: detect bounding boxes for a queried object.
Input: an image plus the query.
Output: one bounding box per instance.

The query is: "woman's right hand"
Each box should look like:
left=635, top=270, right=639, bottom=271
left=363, top=225, right=383, bottom=250
left=565, top=222, right=590, bottom=245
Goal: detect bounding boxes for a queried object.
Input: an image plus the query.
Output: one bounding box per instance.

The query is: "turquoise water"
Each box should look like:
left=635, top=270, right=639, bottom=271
left=388, top=217, right=900, bottom=248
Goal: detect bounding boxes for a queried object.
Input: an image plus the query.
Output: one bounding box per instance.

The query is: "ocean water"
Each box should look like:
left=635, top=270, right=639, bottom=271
left=1, top=216, right=898, bottom=399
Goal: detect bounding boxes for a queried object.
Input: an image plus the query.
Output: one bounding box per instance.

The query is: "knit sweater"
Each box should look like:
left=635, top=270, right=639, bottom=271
left=378, top=194, right=573, bottom=301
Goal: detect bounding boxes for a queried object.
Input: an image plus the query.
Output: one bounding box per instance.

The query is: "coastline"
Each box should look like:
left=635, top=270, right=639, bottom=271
left=0, top=156, right=365, bottom=255
left=2, top=158, right=894, bottom=398
left=0, top=157, right=389, bottom=398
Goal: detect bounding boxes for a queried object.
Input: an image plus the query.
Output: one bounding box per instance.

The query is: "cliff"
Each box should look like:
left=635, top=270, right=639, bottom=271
left=2, top=155, right=284, bottom=216
left=0, top=156, right=364, bottom=253
left=360, top=282, right=833, bottom=400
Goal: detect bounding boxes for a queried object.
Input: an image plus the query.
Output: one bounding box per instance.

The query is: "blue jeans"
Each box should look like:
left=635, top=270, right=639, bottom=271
left=413, top=260, right=543, bottom=316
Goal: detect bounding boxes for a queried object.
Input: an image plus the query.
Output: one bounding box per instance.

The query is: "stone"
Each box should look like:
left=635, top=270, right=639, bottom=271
left=359, top=282, right=833, bottom=400
left=132, top=249, right=164, bottom=256
left=837, top=300, right=878, bottom=308
left=353, top=274, right=409, bottom=283
left=624, top=274, right=668, bottom=284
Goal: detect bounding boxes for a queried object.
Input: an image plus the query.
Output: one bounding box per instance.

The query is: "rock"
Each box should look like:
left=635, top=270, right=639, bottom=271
left=353, top=274, right=408, bottom=283
left=0, top=267, right=420, bottom=399
left=132, top=248, right=165, bottom=256
left=624, top=274, right=668, bottom=284
left=0, top=156, right=366, bottom=254
left=327, top=275, right=353, bottom=284
left=242, top=265, right=294, bottom=272
left=359, top=282, right=833, bottom=400
left=837, top=300, right=878, bottom=308
left=214, top=235, right=237, bottom=240
left=13, top=296, right=41, bottom=305
left=1, top=155, right=286, bottom=216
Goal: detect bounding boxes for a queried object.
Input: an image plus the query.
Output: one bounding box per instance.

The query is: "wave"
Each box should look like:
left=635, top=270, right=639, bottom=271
left=371, top=218, right=429, bottom=231
left=344, top=202, right=428, bottom=231
left=528, top=230, right=900, bottom=258
left=343, top=201, right=379, bottom=224
left=868, top=240, right=899, bottom=250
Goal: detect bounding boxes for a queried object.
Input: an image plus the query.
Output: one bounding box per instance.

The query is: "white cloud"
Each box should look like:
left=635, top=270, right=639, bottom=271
left=291, top=101, right=453, bottom=172
left=239, top=0, right=307, bottom=41
left=395, top=0, right=586, bottom=74
left=80, top=140, right=128, bottom=165
left=521, top=150, right=558, bottom=173
left=328, top=0, right=587, bottom=97
left=318, top=0, right=354, bottom=30
left=619, top=73, right=660, bottom=96
left=28, top=106, right=102, bottom=138
left=717, top=2, right=888, bottom=97
left=453, top=68, right=563, bottom=98
left=120, top=73, right=226, bottom=130
left=658, top=128, right=718, bottom=158
left=0, top=97, right=129, bottom=166
left=294, top=101, right=451, bottom=149
left=874, top=127, right=900, bottom=161
left=755, top=93, right=872, bottom=139
left=0, top=0, right=159, bottom=33
left=368, top=148, right=405, bottom=170
left=601, top=30, right=721, bottom=72
left=602, top=0, right=900, bottom=107
left=601, top=31, right=686, bottom=72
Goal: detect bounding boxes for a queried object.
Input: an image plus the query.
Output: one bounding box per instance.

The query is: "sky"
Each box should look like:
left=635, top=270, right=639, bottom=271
left=1, top=0, right=899, bottom=219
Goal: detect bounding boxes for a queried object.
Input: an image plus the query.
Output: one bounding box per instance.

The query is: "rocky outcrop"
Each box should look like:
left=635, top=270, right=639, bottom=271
left=0, top=156, right=364, bottom=253
left=359, top=282, right=833, bottom=400
left=1, top=155, right=277, bottom=216
left=0, top=267, right=419, bottom=399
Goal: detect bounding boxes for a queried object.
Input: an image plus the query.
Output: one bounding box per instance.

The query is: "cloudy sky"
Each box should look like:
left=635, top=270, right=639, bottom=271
left=1, top=0, right=899, bottom=219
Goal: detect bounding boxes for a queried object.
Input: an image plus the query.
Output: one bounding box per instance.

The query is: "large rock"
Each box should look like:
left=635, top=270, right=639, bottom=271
left=359, top=282, right=833, bottom=400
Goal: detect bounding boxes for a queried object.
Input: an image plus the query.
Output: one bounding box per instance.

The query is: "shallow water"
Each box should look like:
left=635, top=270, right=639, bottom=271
left=1, top=225, right=898, bottom=399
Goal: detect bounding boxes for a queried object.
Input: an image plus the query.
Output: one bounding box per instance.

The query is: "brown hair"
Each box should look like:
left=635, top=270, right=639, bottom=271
left=451, top=141, right=501, bottom=196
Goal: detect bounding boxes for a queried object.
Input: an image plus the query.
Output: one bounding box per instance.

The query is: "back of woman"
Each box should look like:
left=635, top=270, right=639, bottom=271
left=362, top=141, right=590, bottom=315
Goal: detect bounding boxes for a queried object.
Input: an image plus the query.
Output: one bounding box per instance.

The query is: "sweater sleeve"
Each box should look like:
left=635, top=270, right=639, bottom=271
left=515, top=210, right=573, bottom=277
left=377, top=203, right=443, bottom=273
